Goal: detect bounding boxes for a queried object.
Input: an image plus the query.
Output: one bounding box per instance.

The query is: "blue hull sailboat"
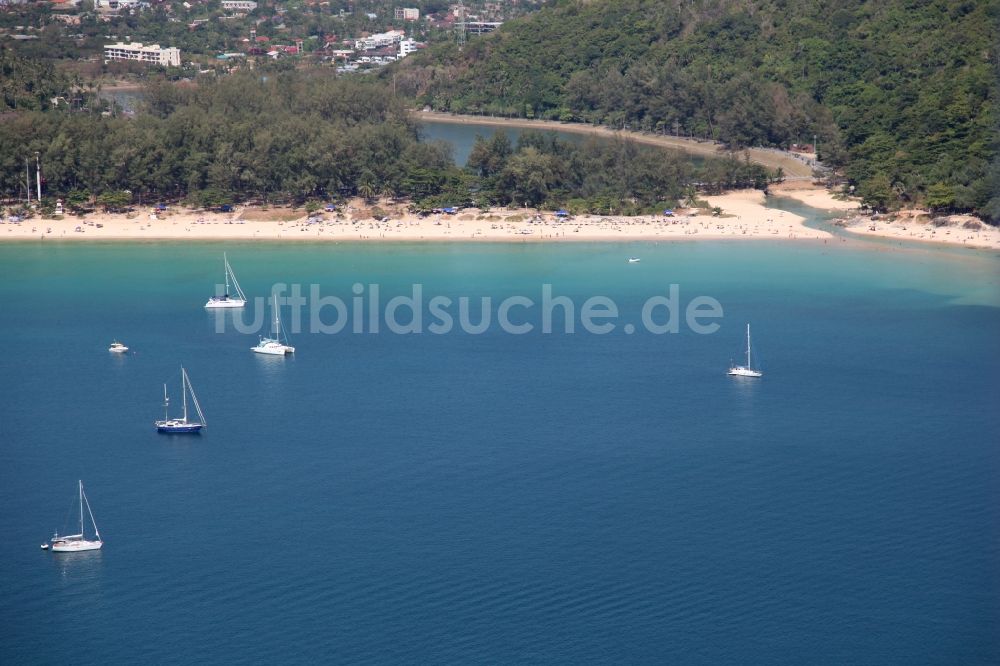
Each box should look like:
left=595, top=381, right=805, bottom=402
left=156, top=367, right=207, bottom=434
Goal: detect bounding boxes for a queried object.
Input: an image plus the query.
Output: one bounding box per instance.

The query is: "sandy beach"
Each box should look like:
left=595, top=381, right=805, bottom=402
left=5, top=186, right=996, bottom=249
left=768, top=182, right=860, bottom=211
left=833, top=210, right=1000, bottom=250
left=0, top=190, right=832, bottom=243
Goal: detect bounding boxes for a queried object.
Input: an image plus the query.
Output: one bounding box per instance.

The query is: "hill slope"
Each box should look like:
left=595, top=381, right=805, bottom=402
left=397, top=0, right=999, bottom=218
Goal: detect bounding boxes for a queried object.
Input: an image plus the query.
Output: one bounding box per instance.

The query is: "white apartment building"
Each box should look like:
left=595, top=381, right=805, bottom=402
left=354, top=30, right=404, bottom=51
left=394, top=7, right=419, bottom=21
left=399, top=38, right=421, bottom=57
left=221, top=0, right=257, bottom=11
left=104, top=42, right=181, bottom=67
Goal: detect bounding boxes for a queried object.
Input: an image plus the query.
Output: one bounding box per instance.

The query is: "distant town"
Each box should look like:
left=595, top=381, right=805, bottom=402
left=2, top=0, right=529, bottom=75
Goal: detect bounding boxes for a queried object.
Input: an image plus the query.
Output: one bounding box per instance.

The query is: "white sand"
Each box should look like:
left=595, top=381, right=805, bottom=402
left=8, top=189, right=995, bottom=249
left=769, top=182, right=861, bottom=211
left=836, top=211, right=1000, bottom=250
left=0, top=191, right=831, bottom=243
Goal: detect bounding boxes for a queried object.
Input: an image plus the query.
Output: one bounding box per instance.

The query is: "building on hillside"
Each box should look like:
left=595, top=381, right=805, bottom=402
left=104, top=42, right=181, bottom=67
left=394, top=7, right=419, bottom=21
left=399, top=38, right=424, bottom=57
left=221, top=0, right=257, bottom=11
left=354, top=30, right=404, bottom=51
left=466, top=21, right=501, bottom=35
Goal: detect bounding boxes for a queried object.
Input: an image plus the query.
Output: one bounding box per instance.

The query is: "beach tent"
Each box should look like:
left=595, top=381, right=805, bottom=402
left=663, top=209, right=675, bottom=216
left=555, top=209, right=569, bottom=217
left=442, top=207, right=456, bottom=214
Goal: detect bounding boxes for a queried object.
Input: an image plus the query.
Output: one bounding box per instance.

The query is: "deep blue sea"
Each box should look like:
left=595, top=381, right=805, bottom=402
left=1, top=227, right=999, bottom=663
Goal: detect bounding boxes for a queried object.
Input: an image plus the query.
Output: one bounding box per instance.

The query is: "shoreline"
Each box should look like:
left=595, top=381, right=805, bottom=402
left=0, top=190, right=832, bottom=244
left=832, top=210, right=1000, bottom=250
left=4, top=186, right=995, bottom=250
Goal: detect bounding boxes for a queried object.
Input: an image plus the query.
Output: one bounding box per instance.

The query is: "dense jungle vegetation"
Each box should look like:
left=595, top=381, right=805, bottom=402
left=397, top=0, right=1000, bottom=219
left=1, top=49, right=774, bottom=214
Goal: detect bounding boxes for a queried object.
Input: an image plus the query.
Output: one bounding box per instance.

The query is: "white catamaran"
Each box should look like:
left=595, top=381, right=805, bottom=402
left=252, top=293, right=295, bottom=355
left=45, top=480, right=103, bottom=552
left=204, top=252, right=247, bottom=308
left=728, top=323, right=763, bottom=378
left=156, top=367, right=207, bottom=433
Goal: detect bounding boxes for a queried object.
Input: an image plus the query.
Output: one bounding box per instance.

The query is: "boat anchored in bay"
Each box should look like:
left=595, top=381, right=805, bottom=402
left=109, top=340, right=129, bottom=353
left=252, top=293, right=295, bottom=355
left=156, top=367, right=207, bottom=433
left=44, top=480, right=103, bottom=552
left=728, top=323, right=763, bottom=378
left=204, top=252, right=247, bottom=308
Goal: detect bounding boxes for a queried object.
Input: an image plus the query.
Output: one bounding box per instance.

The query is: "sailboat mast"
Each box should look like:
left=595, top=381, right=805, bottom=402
left=78, top=480, right=84, bottom=536
left=274, top=293, right=280, bottom=339
left=223, top=253, right=231, bottom=294
left=163, top=383, right=169, bottom=421
left=746, top=324, right=752, bottom=369
left=181, top=368, right=189, bottom=422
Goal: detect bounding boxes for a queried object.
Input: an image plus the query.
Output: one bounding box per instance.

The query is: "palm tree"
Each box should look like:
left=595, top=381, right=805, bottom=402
left=379, top=181, right=396, bottom=203
left=357, top=174, right=377, bottom=202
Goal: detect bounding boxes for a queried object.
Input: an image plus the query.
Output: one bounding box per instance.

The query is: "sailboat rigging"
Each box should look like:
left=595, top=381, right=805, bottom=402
left=45, top=480, right=103, bottom=552
left=728, top=323, right=763, bottom=378
left=156, top=367, right=207, bottom=433
left=251, top=292, right=295, bottom=355
left=204, top=252, right=247, bottom=308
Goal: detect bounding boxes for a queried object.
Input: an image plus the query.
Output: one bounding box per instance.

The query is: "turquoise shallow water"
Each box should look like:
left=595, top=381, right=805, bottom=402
left=0, top=237, right=998, bottom=663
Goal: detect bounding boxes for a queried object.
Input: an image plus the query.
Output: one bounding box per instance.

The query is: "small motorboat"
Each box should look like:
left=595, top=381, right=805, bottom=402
left=109, top=341, right=129, bottom=353
left=40, top=543, right=49, bottom=550
left=627, top=257, right=641, bottom=263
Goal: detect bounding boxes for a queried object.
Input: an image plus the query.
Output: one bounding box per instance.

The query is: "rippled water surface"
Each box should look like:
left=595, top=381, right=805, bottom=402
left=1, top=239, right=998, bottom=663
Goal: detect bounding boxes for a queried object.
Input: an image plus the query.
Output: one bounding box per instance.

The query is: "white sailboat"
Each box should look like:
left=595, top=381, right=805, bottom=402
left=45, top=480, right=103, bottom=552
left=252, top=293, right=295, bottom=355
left=109, top=340, right=129, bottom=353
left=156, top=367, right=207, bottom=433
left=728, top=323, right=763, bottom=378
left=204, top=252, right=247, bottom=308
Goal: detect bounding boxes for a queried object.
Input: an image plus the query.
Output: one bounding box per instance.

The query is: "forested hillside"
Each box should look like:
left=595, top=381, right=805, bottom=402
left=0, top=69, right=423, bottom=208
left=397, top=0, right=999, bottom=219
left=0, top=47, right=75, bottom=111
left=0, top=52, right=772, bottom=214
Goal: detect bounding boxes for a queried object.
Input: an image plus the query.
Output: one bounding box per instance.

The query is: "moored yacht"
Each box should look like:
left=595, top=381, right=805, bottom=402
left=728, top=323, right=763, bottom=378
left=205, top=252, right=247, bottom=308
left=156, top=367, right=207, bottom=433
left=252, top=293, right=295, bottom=355
left=109, top=340, right=128, bottom=353
left=46, top=481, right=103, bottom=552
